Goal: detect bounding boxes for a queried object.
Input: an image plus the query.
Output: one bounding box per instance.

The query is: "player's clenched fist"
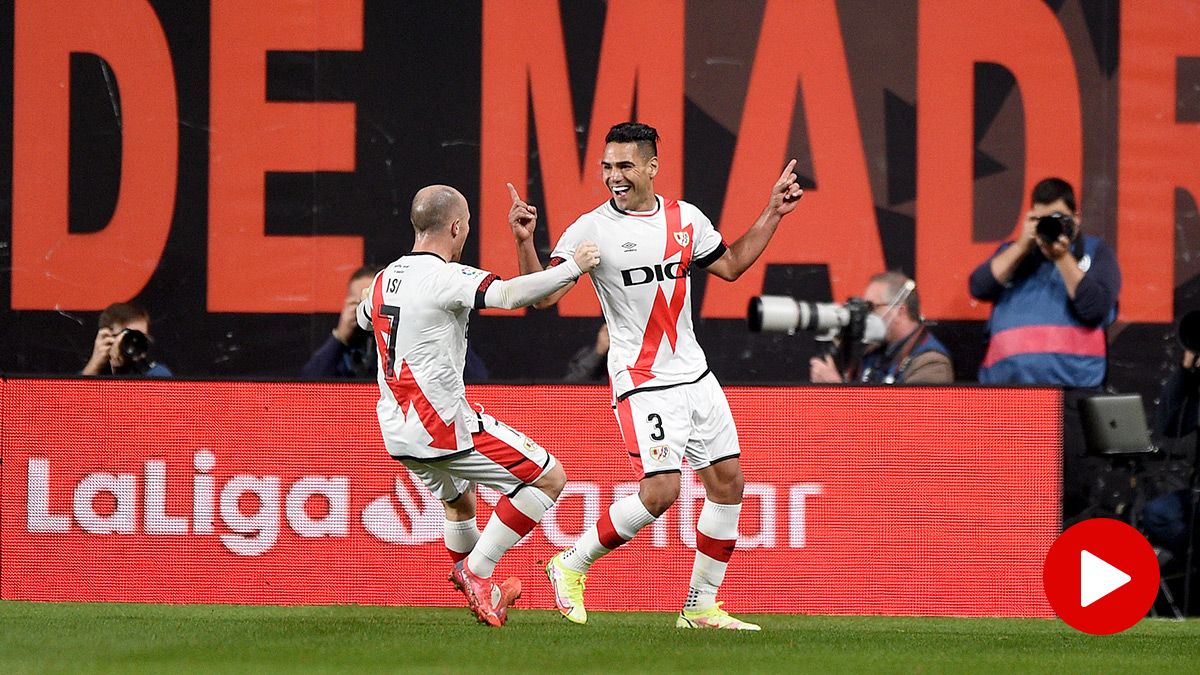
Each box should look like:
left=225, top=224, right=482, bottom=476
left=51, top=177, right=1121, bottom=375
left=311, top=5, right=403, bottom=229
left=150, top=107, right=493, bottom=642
left=573, top=241, right=601, bottom=274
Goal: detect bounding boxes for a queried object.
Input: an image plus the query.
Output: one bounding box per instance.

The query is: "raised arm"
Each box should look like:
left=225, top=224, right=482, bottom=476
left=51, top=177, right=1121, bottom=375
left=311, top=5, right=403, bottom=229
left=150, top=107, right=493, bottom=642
left=705, top=160, right=804, bottom=282
left=508, top=182, right=575, bottom=308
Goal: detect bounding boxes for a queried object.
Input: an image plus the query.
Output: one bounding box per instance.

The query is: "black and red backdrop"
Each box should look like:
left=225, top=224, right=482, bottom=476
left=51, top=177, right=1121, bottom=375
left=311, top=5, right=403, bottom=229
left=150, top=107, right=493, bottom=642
left=1, top=0, right=1198, bottom=399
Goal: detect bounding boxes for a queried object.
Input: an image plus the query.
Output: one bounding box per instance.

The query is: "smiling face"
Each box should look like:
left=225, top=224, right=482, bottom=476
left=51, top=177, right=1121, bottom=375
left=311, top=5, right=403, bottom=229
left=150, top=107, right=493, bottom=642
left=601, top=142, right=658, bottom=212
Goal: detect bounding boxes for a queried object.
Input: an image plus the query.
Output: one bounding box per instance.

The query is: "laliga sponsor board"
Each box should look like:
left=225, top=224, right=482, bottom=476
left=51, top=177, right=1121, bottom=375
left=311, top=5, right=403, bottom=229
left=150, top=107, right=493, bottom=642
left=0, top=379, right=1059, bottom=616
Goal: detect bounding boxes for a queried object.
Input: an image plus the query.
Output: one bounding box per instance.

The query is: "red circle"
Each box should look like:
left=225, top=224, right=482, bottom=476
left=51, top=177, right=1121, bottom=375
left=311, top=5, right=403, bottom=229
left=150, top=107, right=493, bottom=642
left=1042, top=518, right=1160, bottom=635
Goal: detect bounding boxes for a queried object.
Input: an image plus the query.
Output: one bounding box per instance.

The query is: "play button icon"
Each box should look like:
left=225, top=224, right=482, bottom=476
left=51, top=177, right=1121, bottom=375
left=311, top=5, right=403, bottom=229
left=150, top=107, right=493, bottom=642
left=1080, top=550, right=1131, bottom=607
left=1043, top=518, right=1160, bottom=635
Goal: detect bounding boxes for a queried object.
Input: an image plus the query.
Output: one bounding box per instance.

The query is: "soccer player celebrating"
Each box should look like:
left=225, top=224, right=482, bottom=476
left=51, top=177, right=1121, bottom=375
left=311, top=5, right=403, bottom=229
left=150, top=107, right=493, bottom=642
left=358, top=185, right=600, bottom=627
left=508, top=122, right=803, bottom=630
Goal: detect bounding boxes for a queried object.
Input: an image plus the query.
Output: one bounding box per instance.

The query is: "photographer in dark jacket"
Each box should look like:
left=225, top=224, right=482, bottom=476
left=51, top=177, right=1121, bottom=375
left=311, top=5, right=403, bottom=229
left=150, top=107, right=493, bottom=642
left=81, top=302, right=173, bottom=377
left=303, top=265, right=489, bottom=381
left=302, top=266, right=381, bottom=379
left=1144, top=331, right=1200, bottom=566
left=564, top=323, right=609, bottom=383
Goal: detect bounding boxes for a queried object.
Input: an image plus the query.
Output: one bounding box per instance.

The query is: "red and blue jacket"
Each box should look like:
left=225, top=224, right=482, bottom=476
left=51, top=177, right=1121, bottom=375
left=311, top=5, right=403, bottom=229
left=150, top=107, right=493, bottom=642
left=969, top=234, right=1120, bottom=387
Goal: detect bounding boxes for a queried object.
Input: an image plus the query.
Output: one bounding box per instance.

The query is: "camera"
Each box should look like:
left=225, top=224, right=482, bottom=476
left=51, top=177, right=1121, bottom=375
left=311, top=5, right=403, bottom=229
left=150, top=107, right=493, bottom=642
left=748, top=296, right=886, bottom=344
left=1035, top=212, right=1076, bottom=243
left=115, top=328, right=152, bottom=372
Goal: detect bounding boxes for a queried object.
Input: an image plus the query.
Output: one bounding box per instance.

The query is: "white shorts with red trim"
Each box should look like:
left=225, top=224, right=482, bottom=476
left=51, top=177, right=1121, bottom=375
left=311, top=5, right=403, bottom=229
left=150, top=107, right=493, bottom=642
left=612, top=372, right=740, bottom=479
left=401, top=413, right=555, bottom=501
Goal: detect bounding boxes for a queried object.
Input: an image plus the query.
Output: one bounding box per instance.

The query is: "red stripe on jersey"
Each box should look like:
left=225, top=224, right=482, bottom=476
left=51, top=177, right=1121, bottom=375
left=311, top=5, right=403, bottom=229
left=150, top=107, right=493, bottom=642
left=371, top=273, right=389, bottom=368
left=385, top=361, right=459, bottom=451
left=597, top=509, right=627, bottom=550
left=477, top=273, right=500, bottom=293
left=696, top=531, right=736, bottom=563
left=614, top=399, right=645, bottom=478
left=372, top=273, right=458, bottom=451
left=629, top=199, right=693, bottom=386
left=494, top=496, right=538, bottom=537
left=474, top=430, right=543, bottom=483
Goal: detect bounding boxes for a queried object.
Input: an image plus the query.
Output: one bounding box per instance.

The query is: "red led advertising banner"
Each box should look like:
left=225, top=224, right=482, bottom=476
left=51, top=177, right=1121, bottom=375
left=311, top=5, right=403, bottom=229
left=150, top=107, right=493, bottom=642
left=0, top=379, right=1059, bottom=617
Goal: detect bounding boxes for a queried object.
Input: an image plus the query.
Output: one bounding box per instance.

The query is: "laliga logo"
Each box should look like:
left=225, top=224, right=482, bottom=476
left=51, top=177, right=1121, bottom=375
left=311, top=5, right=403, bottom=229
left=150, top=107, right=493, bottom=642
left=25, top=451, right=479, bottom=556
left=26, top=451, right=349, bottom=556
left=25, top=455, right=824, bottom=555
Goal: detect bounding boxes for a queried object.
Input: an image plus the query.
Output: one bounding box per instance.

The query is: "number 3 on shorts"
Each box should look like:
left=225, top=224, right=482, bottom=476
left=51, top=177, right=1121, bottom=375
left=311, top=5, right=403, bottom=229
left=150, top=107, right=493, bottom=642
left=647, top=413, right=665, bottom=441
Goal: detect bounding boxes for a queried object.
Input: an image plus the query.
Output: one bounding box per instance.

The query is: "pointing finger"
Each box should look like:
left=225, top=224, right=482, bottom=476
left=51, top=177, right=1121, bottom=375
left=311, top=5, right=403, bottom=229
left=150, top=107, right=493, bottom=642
left=506, top=183, right=522, bottom=203
left=777, top=159, right=798, bottom=184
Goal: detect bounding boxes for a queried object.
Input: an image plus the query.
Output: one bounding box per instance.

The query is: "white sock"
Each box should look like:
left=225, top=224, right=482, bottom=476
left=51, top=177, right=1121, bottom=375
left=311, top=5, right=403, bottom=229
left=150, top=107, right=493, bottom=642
left=467, top=487, right=555, bottom=578
left=560, top=493, right=655, bottom=573
left=444, top=517, right=479, bottom=563
left=685, top=500, right=741, bottom=610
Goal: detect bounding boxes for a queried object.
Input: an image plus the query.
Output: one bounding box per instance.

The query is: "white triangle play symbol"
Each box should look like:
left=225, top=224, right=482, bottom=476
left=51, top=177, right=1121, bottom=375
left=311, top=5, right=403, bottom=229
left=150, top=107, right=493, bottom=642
left=1080, top=549, right=1131, bottom=608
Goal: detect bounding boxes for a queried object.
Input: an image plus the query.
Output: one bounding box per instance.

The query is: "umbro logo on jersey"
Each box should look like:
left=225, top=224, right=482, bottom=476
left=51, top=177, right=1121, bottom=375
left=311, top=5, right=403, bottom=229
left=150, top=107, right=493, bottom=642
left=621, top=262, right=689, bottom=286
left=621, top=241, right=638, bottom=251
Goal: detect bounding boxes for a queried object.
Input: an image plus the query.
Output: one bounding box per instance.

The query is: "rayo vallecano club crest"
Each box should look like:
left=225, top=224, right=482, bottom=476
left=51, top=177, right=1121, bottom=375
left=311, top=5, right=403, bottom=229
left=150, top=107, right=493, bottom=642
left=673, top=231, right=690, bottom=247
left=648, top=444, right=670, bottom=462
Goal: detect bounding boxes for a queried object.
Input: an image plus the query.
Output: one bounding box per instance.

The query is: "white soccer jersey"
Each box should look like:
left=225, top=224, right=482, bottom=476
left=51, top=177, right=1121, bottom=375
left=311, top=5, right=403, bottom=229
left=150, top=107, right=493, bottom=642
left=550, top=196, right=727, bottom=399
left=356, top=252, right=496, bottom=460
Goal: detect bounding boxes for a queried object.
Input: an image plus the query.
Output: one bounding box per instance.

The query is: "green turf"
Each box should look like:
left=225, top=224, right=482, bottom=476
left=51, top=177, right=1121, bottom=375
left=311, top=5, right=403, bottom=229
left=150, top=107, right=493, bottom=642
left=1, top=601, right=1197, bottom=674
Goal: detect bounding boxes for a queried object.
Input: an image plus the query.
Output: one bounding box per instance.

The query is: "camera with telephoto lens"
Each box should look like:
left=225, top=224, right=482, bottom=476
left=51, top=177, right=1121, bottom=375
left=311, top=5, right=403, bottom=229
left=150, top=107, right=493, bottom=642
left=115, top=328, right=152, bottom=373
left=748, top=296, right=886, bottom=345
left=1035, top=212, right=1076, bottom=244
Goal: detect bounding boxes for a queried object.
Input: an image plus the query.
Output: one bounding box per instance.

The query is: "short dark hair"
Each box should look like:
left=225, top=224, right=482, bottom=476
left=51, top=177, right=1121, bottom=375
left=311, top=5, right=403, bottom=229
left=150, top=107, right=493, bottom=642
left=99, top=302, right=150, bottom=330
left=1031, top=177, right=1076, bottom=213
left=606, top=122, right=659, bottom=159
left=349, top=265, right=381, bottom=283
left=869, top=271, right=921, bottom=321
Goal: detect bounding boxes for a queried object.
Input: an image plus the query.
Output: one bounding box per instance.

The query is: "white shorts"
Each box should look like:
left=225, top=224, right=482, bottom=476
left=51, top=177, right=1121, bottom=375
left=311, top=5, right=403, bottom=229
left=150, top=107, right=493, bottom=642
left=612, top=372, right=740, bottom=479
left=401, top=413, right=555, bottom=502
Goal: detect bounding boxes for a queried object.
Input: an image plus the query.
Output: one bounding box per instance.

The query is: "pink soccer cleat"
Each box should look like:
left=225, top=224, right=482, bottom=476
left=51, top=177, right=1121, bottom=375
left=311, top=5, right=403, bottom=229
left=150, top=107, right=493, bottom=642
left=449, top=560, right=503, bottom=627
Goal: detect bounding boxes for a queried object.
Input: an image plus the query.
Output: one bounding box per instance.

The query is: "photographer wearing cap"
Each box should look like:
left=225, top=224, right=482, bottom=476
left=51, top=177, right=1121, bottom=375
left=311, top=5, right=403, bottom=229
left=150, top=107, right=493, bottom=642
left=809, top=272, right=953, bottom=384
left=81, top=302, right=173, bottom=377
left=969, top=177, right=1121, bottom=387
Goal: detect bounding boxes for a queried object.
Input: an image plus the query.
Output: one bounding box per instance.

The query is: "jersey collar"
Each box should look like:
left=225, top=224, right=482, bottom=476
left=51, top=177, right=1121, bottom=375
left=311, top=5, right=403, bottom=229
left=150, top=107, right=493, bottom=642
left=404, top=251, right=448, bottom=263
left=608, top=195, right=662, bottom=218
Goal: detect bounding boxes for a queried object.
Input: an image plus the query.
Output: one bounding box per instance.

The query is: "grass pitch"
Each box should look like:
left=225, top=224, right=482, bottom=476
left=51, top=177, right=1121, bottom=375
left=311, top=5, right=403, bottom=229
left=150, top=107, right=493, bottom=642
left=1, top=601, right=1198, bottom=674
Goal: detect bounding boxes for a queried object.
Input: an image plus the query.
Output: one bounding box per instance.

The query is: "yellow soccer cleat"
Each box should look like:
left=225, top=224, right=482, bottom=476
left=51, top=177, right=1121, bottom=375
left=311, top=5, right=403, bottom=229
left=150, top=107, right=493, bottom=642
left=676, top=602, right=761, bottom=631
left=545, top=552, right=588, bottom=624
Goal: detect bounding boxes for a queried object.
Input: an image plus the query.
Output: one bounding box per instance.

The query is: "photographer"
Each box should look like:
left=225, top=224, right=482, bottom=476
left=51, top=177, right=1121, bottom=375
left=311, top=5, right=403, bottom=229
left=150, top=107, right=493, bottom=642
left=302, top=266, right=381, bottom=379
left=81, top=302, right=172, bottom=377
left=301, top=265, right=490, bottom=381
left=809, top=272, right=953, bottom=384
left=564, top=323, right=609, bottom=383
left=969, top=177, right=1121, bottom=387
